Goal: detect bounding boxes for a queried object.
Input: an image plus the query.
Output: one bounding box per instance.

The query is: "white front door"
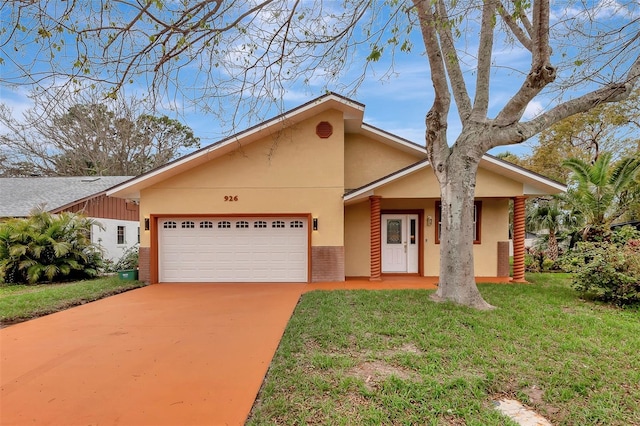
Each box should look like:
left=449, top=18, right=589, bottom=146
left=381, top=214, right=419, bottom=273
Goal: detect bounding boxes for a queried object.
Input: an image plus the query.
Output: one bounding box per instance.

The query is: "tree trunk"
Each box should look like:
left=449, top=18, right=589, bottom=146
left=431, top=148, right=495, bottom=310
left=547, top=230, right=558, bottom=261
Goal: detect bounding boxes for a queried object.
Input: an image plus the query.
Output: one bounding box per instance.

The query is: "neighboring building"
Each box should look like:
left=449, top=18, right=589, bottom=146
left=107, top=93, right=565, bottom=284
left=0, top=176, right=139, bottom=262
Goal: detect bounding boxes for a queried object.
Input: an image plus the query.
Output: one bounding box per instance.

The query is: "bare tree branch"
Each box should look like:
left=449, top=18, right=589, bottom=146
left=497, top=0, right=532, bottom=51
left=521, top=56, right=640, bottom=140
left=471, top=0, right=497, bottom=120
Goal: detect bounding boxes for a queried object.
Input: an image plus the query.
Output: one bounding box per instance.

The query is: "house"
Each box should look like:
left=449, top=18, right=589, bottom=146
left=0, top=176, right=139, bottom=262
left=106, top=93, right=565, bottom=284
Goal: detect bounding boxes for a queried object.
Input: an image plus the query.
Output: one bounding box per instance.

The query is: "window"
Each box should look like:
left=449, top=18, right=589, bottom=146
left=181, top=221, right=195, bottom=229
left=163, top=221, right=177, bottom=229
left=137, top=227, right=140, bottom=244
left=272, top=220, right=285, bottom=228
left=117, top=226, right=126, bottom=244
left=254, top=221, right=267, bottom=228
left=435, top=201, right=482, bottom=244
left=236, top=221, right=249, bottom=228
left=200, top=221, right=213, bottom=229
left=290, top=220, right=304, bottom=228
left=386, top=219, right=402, bottom=244
left=218, top=221, right=231, bottom=229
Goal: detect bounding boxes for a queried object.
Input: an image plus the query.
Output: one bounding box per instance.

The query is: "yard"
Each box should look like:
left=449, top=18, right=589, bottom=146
left=248, top=274, right=640, bottom=425
left=1, top=273, right=638, bottom=424
left=0, top=276, right=145, bottom=326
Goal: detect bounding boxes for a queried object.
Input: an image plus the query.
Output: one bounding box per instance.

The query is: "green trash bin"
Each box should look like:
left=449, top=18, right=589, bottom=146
left=118, top=269, right=139, bottom=280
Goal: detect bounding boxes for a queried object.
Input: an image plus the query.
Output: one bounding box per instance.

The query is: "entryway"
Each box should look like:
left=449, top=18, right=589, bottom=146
left=381, top=214, right=419, bottom=273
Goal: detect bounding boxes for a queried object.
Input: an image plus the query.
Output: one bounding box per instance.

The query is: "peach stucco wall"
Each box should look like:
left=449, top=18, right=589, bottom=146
left=139, top=109, right=346, bottom=248
left=344, top=198, right=510, bottom=277
left=375, top=167, right=523, bottom=199
left=344, top=134, right=423, bottom=190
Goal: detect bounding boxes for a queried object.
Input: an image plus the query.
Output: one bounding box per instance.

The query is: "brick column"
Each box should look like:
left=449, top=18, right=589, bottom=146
left=512, top=196, right=527, bottom=282
left=370, top=196, right=382, bottom=281
left=138, top=246, right=151, bottom=284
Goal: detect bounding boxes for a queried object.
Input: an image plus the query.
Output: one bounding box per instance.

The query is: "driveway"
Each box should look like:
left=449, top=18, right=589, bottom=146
left=0, top=284, right=306, bottom=426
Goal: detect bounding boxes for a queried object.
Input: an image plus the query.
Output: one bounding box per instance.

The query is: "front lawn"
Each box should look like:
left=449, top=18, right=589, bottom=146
left=248, top=273, right=640, bottom=425
left=0, top=276, right=146, bottom=326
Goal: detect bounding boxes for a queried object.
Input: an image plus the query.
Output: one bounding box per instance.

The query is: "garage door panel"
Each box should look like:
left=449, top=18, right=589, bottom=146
left=159, top=217, right=308, bottom=282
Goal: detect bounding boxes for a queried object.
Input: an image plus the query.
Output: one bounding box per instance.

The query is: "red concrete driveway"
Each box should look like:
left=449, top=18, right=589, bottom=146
left=1, top=284, right=306, bottom=426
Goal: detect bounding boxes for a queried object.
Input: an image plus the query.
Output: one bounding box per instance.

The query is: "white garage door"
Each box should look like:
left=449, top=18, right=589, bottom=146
left=158, top=217, right=308, bottom=282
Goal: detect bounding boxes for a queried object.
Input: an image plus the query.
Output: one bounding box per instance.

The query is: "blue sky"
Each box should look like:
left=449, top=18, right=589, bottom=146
left=1, top=0, right=638, bottom=158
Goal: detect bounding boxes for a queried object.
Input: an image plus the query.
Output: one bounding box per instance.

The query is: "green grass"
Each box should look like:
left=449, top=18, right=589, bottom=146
left=248, top=273, right=640, bottom=425
left=0, top=276, right=146, bottom=325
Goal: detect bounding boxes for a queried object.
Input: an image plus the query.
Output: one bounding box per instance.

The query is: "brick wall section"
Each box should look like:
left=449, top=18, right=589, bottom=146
left=311, top=246, right=345, bottom=282
left=138, top=246, right=151, bottom=283
left=497, top=241, right=510, bottom=277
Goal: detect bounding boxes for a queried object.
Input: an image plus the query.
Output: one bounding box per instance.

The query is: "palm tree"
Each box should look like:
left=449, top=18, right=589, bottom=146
left=526, top=197, right=566, bottom=260
left=563, top=152, right=640, bottom=241
left=0, top=207, right=103, bottom=284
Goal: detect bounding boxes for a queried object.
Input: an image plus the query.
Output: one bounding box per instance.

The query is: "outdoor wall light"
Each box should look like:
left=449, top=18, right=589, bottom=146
left=312, top=217, right=318, bottom=231
left=144, top=218, right=150, bottom=231
left=427, top=216, right=433, bottom=226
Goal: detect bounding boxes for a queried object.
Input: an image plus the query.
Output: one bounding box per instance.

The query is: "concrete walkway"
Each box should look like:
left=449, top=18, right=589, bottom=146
left=0, top=278, right=442, bottom=425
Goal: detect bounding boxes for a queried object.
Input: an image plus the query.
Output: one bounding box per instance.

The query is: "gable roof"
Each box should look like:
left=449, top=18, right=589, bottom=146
left=344, top=154, right=566, bottom=204
left=107, top=93, right=365, bottom=200
left=0, top=176, right=134, bottom=218
left=106, top=92, right=566, bottom=200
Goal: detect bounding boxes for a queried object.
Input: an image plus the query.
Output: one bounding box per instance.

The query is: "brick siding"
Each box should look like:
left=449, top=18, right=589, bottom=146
left=497, top=241, right=510, bottom=277
left=311, top=246, right=345, bottom=282
left=138, top=246, right=151, bottom=283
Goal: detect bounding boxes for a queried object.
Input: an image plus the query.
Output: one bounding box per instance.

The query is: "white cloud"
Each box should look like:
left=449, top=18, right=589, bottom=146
left=523, top=100, right=545, bottom=120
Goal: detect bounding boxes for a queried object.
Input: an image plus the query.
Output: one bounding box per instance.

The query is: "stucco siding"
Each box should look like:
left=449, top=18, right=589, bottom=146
left=374, top=167, right=523, bottom=199
left=473, top=198, right=510, bottom=276
left=139, top=110, right=346, bottom=248
left=344, top=202, right=371, bottom=277
left=345, top=197, right=510, bottom=278
left=344, top=134, right=424, bottom=190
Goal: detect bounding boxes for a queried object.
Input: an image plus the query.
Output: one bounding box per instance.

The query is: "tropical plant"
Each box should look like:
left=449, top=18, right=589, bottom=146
left=526, top=197, right=567, bottom=260
left=0, top=208, right=104, bottom=284
left=563, top=153, right=640, bottom=241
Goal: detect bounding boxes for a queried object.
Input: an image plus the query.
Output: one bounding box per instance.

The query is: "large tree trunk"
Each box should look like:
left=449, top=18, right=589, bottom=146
left=431, top=146, right=495, bottom=310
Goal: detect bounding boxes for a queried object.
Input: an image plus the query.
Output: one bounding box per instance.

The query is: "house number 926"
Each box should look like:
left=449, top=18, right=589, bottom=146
left=224, top=195, right=239, bottom=201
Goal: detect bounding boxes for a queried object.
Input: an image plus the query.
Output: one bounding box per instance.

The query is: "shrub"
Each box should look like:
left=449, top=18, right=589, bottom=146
left=0, top=209, right=104, bottom=284
left=109, top=244, right=139, bottom=272
left=541, top=258, right=557, bottom=271
left=524, top=253, right=539, bottom=272
left=560, top=240, right=640, bottom=306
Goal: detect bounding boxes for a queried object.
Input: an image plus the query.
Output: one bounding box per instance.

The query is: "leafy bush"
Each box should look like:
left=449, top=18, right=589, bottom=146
left=560, top=240, right=640, bottom=306
left=108, top=244, right=139, bottom=272
left=0, top=209, right=104, bottom=284
left=541, top=257, right=557, bottom=271
left=612, top=225, right=640, bottom=245
left=524, top=253, right=539, bottom=272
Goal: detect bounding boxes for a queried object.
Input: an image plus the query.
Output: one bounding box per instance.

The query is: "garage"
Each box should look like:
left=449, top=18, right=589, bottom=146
left=158, top=217, right=309, bottom=282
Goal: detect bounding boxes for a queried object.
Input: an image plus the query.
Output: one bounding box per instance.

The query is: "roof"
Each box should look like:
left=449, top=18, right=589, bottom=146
left=343, top=155, right=566, bottom=204
left=107, top=93, right=365, bottom=200
left=106, top=92, right=567, bottom=200
left=0, top=176, right=134, bottom=217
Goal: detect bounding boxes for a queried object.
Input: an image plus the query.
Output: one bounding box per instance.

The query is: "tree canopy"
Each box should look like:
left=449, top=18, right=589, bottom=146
left=520, top=88, right=640, bottom=183
left=2, top=0, right=639, bottom=308
left=0, top=91, right=199, bottom=176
